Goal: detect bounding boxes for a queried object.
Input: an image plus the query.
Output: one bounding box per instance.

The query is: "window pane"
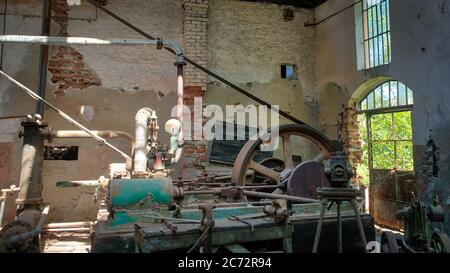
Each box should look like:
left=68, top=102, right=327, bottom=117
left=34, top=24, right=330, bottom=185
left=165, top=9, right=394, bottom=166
left=367, top=92, right=375, bottom=109
left=386, top=0, right=390, bottom=31
left=374, top=87, right=382, bottom=108
left=361, top=98, right=368, bottom=110
left=371, top=113, right=394, bottom=140
left=378, top=37, right=384, bottom=65
left=381, top=1, right=387, bottom=33
left=382, top=83, right=390, bottom=107
left=372, top=141, right=395, bottom=169
left=390, top=82, right=398, bottom=106
left=394, top=111, right=412, bottom=140
left=396, top=141, right=414, bottom=171
left=407, top=88, right=414, bottom=104
left=398, top=82, right=407, bottom=105
left=383, top=33, right=389, bottom=63
left=387, top=32, right=391, bottom=62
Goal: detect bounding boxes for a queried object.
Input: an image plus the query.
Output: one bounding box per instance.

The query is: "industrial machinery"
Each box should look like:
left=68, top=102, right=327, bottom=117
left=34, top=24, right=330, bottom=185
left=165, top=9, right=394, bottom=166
left=380, top=199, right=450, bottom=253
left=0, top=35, right=375, bottom=253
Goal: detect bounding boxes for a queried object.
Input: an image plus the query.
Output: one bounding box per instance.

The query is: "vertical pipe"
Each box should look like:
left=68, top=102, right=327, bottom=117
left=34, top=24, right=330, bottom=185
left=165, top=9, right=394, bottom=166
left=176, top=64, right=184, bottom=144
left=16, top=120, right=47, bottom=209
left=36, top=0, right=52, bottom=116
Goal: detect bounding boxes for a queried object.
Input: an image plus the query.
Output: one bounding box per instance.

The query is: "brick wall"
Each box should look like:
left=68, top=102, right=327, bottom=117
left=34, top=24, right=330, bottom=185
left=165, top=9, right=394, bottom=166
left=342, top=107, right=363, bottom=184
left=48, top=0, right=101, bottom=95
left=182, top=0, right=208, bottom=178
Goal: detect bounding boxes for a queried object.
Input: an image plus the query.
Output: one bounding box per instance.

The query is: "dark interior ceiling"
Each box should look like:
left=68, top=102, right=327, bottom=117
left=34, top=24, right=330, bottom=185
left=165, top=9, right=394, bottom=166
left=241, top=0, right=328, bottom=9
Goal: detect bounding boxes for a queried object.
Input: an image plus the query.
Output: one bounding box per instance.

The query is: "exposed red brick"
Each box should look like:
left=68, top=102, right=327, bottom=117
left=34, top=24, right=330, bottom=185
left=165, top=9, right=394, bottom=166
left=48, top=0, right=101, bottom=96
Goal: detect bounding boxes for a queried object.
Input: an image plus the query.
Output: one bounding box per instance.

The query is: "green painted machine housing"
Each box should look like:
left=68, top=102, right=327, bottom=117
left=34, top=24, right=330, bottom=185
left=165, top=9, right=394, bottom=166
left=109, top=177, right=173, bottom=213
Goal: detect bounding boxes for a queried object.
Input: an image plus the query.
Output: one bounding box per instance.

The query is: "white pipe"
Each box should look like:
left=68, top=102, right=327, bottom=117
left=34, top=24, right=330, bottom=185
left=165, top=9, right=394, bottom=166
left=0, top=35, right=184, bottom=58
left=134, top=108, right=154, bottom=173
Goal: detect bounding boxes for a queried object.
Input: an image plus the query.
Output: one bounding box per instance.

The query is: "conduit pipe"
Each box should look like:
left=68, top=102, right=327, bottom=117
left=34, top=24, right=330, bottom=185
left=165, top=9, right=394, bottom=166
left=134, top=108, right=154, bottom=173
left=44, top=130, right=135, bottom=154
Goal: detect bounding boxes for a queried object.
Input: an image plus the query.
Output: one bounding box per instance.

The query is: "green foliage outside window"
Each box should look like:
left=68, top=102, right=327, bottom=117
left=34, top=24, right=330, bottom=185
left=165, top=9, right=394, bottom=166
left=357, top=111, right=413, bottom=185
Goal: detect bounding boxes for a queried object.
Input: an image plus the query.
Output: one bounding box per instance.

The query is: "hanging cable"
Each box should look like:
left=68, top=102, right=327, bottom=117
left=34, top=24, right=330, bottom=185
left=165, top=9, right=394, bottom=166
left=0, top=0, right=7, bottom=69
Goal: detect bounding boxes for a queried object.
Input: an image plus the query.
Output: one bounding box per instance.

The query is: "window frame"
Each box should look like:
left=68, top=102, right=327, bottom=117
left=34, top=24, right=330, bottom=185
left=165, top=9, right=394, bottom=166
left=366, top=110, right=413, bottom=171
left=357, top=80, right=414, bottom=172
left=358, top=0, right=392, bottom=69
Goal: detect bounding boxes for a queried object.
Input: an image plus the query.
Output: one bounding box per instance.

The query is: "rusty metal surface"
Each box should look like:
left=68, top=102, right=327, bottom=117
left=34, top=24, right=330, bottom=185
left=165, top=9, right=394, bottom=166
left=232, top=124, right=335, bottom=187
left=370, top=169, right=416, bottom=230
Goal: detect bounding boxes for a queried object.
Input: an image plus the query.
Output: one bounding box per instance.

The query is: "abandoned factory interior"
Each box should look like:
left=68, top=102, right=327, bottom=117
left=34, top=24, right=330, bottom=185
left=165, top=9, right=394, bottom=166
left=0, top=0, right=449, bottom=255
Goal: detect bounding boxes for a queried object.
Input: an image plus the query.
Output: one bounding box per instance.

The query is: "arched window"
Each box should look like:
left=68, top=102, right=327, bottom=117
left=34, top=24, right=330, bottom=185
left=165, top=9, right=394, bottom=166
left=357, top=80, right=414, bottom=173
left=358, top=81, right=413, bottom=112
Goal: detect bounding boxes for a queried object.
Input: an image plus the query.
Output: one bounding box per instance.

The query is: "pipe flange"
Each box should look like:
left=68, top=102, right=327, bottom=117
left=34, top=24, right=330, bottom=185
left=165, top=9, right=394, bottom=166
left=156, top=37, right=163, bottom=50
left=0, top=221, right=35, bottom=253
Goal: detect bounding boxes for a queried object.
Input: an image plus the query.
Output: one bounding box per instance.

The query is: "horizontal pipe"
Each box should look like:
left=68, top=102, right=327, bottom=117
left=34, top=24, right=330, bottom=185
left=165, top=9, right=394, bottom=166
left=180, top=185, right=281, bottom=197
left=43, top=227, right=91, bottom=233
left=43, top=221, right=95, bottom=229
left=0, top=35, right=184, bottom=57
left=56, top=180, right=100, bottom=188
left=50, top=130, right=133, bottom=142
left=242, top=190, right=319, bottom=203
left=46, top=130, right=135, bottom=154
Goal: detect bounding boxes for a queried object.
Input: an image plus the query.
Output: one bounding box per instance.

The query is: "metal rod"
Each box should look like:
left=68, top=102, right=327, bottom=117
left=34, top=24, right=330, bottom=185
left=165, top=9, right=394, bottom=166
left=180, top=185, right=280, bottom=196
left=43, top=227, right=91, bottom=233
left=312, top=199, right=328, bottom=253
left=242, top=190, right=320, bottom=203
left=36, top=0, right=51, bottom=116
left=142, top=215, right=200, bottom=224
left=43, top=221, right=95, bottom=229
left=85, top=0, right=305, bottom=125
left=0, top=70, right=132, bottom=162
left=0, top=115, right=28, bottom=120
left=351, top=198, right=368, bottom=253
left=337, top=201, right=342, bottom=253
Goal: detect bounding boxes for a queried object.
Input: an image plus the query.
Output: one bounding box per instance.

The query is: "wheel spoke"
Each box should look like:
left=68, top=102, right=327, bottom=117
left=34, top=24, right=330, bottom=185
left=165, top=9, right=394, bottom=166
left=248, top=161, right=281, bottom=183
left=281, top=133, right=294, bottom=169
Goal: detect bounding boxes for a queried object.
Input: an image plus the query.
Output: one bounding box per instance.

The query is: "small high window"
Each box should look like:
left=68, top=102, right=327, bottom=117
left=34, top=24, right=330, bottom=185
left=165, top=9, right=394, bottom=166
left=44, top=145, right=79, bottom=160
left=356, top=0, right=391, bottom=70
left=281, top=64, right=296, bottom=80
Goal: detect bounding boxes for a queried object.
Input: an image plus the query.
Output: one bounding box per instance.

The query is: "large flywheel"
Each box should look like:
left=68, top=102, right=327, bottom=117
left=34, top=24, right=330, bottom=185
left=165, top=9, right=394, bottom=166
left=231, top=124, right=336, bottom=188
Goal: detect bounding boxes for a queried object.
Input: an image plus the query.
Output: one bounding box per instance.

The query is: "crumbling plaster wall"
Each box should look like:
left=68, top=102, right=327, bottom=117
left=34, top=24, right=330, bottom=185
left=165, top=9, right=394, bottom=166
left=206, top=0, right=317, bottom=125
left=205, top=0, right=318, bottom=173
left=315, top=0, right=450, bottom=232
left=0, top=0, right=184, bottom=221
